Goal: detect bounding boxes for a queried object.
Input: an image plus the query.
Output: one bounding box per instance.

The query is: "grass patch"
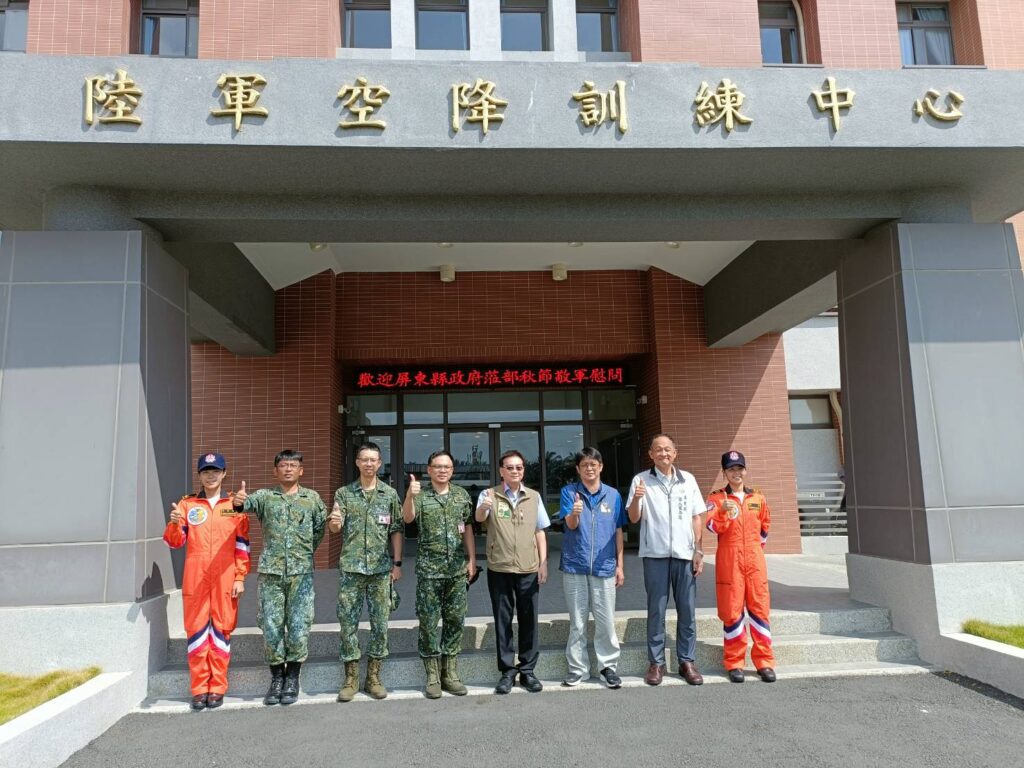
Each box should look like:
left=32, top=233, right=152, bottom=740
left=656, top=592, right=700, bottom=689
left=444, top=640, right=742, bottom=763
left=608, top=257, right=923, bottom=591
left=0, top=667, right=101, bottom=726
left=963, top=620, right=1024, bottom=650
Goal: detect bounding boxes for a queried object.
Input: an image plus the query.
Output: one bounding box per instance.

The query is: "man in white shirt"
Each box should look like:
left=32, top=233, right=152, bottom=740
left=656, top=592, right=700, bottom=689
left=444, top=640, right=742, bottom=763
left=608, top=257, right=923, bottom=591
left=627, top=434, right=706, bottom=686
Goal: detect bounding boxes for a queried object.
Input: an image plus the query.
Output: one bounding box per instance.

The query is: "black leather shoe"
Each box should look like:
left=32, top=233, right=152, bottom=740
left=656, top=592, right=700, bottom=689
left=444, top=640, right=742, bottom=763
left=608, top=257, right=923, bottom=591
left=280, top=661, right=301, bottom=705
left=495, top=671, right=516, bottom=695
left=520, top=672, right=543, bottom=693
left=757, top=667, right=777, bottom=683
left=206, top=693, right=224, bottom=709
left=728, top=669, right=745, bottom=683
left=190, top=694, right=208, bottom=711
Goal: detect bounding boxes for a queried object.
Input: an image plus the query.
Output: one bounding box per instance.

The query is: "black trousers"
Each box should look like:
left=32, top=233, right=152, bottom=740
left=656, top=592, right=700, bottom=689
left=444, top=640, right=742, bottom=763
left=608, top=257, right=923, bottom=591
left=487, top=569, right=540, bottom=674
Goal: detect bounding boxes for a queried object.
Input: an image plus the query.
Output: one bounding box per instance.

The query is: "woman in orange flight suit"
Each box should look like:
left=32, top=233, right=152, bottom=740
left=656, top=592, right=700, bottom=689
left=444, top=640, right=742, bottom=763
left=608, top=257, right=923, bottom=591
left=705, top=450, right=775, bottom=683
left=164, top=452, right=250, bottom=709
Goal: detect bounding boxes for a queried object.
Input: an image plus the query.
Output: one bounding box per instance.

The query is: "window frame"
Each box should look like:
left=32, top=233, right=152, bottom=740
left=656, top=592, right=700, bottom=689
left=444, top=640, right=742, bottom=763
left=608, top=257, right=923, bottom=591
left=139, top=0, right=199, bottom=59
left=897, top=2, right=955, bottom=66
left=500, top=0, right=550, bottom=52
left=758, top=0, right=805, bottom=65
left=343, top=0, right=391, bottom=48
left=415, top=0, right=469, bottom=51
left=575, top=0, right=618, bottom=53
left=0, top=0, right=30, bottom=53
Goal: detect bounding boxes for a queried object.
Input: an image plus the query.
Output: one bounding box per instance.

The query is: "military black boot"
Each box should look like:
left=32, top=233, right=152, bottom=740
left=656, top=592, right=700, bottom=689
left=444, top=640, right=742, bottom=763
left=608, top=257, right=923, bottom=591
left=263, top=664, right=285, bottom=706
left=280, top=661, right=301, bottom=705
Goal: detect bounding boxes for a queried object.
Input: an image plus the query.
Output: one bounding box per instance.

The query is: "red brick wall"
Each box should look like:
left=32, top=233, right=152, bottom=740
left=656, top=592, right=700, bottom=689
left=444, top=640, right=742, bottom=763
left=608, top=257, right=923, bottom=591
left=191, top=271, right=341, bottom=568
left=637, top=269, right=801, bottom=555
left=975, top=0, right=1024, bottom=69
left=336, top=270, right=652, bottom=365
left=632, top=0, right=762, bottom=65
left=814, top=0, right=902, bottom=68
left=26, top=0, right=131, bottom=55
left=951, top=0, right=985, bottom=66
left=198, top=0, right=340, bottom=60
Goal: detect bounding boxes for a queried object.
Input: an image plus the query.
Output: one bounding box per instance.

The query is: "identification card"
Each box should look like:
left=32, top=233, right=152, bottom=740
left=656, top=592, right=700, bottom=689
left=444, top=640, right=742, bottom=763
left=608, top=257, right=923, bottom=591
left=599, top=502, right=612, bottom=515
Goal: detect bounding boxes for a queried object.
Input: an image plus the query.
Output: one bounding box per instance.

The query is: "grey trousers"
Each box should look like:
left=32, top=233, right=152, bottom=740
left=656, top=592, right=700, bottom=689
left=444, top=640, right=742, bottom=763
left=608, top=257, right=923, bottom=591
left=642, top=556, right=697, bottom=666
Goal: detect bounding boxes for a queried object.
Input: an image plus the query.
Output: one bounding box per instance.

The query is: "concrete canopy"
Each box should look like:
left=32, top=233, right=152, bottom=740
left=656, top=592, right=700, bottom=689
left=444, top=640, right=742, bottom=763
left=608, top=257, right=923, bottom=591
left=1, top=57, right=1023, bottom=242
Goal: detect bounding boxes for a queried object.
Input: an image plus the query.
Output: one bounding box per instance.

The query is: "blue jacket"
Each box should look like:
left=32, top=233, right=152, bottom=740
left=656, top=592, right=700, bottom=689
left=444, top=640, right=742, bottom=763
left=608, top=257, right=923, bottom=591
left=558, top=482, right=627, bottom=578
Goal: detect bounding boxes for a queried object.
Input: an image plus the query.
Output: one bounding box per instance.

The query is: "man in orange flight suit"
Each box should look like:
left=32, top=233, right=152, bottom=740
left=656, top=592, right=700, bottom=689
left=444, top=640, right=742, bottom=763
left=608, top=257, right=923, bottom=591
left=164, top=452, right=251, bottom=710
left=705, top=450, right=776, bottom=684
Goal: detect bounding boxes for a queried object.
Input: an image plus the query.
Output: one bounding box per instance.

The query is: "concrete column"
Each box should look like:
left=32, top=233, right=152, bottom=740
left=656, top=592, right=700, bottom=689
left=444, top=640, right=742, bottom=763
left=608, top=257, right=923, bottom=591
left=469, top=0, right=502, bottom=57
left=550, top=0, right=580, bottom=60
left=0, top=230, right=190, bottom=607
left=840, top=223, right=1024, bottom=653
left=391, top=0, right=417, bottom=53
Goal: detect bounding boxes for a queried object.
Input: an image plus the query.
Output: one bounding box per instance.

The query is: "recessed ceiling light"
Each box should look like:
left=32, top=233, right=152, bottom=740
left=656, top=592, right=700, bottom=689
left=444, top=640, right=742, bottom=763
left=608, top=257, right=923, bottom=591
left=438, top=242, right=454, bottom=248
left=309, top=242, right=327, bottom=252
left=665, top=241, right=680, bottom=249
left=568, top=241, right=583, bottom=247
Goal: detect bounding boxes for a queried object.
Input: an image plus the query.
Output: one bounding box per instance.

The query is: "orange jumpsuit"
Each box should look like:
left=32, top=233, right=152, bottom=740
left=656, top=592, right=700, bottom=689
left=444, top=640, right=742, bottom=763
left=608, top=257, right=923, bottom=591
left=163, top=494, right=250, bottom=695
left=705, top=487, right=774, bottom=671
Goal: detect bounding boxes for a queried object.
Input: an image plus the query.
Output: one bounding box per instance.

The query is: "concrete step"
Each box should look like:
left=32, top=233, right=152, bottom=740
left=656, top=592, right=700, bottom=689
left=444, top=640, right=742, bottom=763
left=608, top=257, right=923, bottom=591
left=148, top=628, right=918, bottom=698
left=165, top=606, right=895, bottom=664
left=138, top=658, right=933, bottom=713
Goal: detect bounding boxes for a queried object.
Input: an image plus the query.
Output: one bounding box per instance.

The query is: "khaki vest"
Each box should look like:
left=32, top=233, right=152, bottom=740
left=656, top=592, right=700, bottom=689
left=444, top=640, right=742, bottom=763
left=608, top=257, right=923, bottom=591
left=485, top=485, right=540, bottom=574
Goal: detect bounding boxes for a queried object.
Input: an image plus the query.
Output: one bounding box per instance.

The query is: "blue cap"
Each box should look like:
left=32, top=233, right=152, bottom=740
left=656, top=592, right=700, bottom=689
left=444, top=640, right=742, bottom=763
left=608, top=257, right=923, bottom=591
left=721, top=451, right=746, bottom=470
left=197, top=452, right=226, bottom=472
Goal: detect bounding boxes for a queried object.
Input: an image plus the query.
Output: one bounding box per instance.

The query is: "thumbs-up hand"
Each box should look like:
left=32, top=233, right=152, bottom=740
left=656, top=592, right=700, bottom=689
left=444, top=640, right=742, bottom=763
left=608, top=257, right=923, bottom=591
left=169, top=501, right=184, bottom=525
left=478, top=488, right=493, bottom=512
left=408, top=474, right=421, bottom=497
left=329, top=502, right=344, bottom=532
left=233, top=481, right=248, bottom=508
left=634, top=478, right=646, bottom=499
left=572, top=493, right=583, bottom=516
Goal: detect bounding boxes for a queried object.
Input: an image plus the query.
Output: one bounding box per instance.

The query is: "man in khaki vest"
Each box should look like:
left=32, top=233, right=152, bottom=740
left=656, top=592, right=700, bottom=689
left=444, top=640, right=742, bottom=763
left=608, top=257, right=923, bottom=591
left=475, top=449, right=550, bottom=694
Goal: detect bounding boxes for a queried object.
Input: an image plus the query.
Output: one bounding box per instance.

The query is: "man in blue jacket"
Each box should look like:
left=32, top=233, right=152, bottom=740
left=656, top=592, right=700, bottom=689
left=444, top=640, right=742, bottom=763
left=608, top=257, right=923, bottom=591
left=558, top=447, right=627, bottom=688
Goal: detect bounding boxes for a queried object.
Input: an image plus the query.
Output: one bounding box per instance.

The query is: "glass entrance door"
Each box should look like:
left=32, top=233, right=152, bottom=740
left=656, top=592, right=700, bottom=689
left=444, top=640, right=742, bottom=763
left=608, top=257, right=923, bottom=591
left=450, top=429, right=491, bottom=506
left=588, top=423, right=638, bottom=501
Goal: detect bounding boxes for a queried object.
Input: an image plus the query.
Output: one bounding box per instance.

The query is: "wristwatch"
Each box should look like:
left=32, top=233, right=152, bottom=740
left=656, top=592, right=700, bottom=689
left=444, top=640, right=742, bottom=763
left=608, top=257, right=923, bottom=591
left=694, top=550, right=704, bottom=557
left=393, top=561, right=403, bottom=567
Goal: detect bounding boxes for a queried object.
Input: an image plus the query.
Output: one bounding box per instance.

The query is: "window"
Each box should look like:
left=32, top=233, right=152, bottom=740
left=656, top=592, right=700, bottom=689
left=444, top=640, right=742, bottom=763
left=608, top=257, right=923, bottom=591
left=141, top=0, right=199, bottom=58
left=897, top=3, right=954, bottom=65
left=0, top=1, right=29, bottom=53
left=789, top=396, right=833, bottom=428
left=344, top=0, right=391, bottom=48
left=576, top=0, right=617, bottom=53
left=759, top=1, right=802, bottom=64
left=501, top=0, right=548, bottom=52
left=416, top=0, right=468, bottom=50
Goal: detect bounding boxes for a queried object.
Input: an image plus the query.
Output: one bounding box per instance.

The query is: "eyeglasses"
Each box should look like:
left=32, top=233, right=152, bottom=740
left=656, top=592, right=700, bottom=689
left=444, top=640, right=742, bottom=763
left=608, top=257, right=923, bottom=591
left=578, top=462, right=601, bottom=470
left=356, top=457, right=380, bottom=464
left=502, top=465, right=525, bottom=472
left=277, top=462, right=302, bottom=469
left=429, top=465, right=454, bottom=471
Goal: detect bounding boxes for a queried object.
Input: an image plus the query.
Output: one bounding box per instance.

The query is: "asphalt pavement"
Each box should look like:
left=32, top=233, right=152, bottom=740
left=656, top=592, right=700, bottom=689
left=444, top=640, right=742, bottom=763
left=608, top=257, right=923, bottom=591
left=61, top=672, right=1024, bottom=768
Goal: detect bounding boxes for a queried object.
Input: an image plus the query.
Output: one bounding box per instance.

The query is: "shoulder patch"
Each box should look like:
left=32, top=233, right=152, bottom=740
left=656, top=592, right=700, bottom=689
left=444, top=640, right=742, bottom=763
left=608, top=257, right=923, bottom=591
left=705, top=501, right=715, bottom=513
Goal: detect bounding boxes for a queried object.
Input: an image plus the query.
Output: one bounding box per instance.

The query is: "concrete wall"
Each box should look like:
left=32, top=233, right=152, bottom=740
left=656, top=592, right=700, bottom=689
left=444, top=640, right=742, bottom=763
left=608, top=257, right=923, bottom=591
left=839, top=223, right=1024, bottom=567
left=784, top=315, right=841, bottom=392
left=0, top=231, right=190, bottom=606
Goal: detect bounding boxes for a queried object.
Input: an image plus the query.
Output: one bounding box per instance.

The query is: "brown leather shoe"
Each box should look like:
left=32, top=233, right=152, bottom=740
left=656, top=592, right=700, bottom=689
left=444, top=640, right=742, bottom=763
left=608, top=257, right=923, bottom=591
left=679, top=661, right=704, bottom=686
left=644, top=663, right=666, bottom=686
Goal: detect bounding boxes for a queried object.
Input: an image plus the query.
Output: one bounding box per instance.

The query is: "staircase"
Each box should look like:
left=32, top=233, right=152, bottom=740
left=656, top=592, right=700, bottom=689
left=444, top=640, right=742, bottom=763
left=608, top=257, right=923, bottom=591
left=140, top=604, right=930, bottom=710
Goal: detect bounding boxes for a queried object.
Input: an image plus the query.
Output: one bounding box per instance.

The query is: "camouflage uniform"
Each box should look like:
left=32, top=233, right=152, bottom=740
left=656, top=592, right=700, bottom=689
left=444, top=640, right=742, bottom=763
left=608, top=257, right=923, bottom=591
left=245, top=486, right=327, bottom=666
left=335, top=481, right=404, bottom=661
left=413, top=484, right=472, bottom=658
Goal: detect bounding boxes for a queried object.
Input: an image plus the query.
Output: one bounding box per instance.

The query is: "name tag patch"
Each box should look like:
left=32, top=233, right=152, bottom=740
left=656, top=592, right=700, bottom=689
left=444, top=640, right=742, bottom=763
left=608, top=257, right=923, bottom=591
left=599, top=502, right=612, bottom=515
left=458, top=522, right=466, bottom=534
left=496, top=502, right=512, bottom=520
left=377, top=514, right=391, bottom=525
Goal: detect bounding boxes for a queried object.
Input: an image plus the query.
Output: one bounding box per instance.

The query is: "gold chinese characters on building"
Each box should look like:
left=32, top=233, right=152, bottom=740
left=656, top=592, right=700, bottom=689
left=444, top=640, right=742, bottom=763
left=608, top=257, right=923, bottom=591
left=84, top=69, right=142, bottom=126
left=572, top=80, right=628, bottom=134
left=337, top=77, right=391, bottom=129
left=75, top=68, right=970, bottom=137
left=451, top=79, right=508, bottom=134
left=211, top=74, right=269, bottom=131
